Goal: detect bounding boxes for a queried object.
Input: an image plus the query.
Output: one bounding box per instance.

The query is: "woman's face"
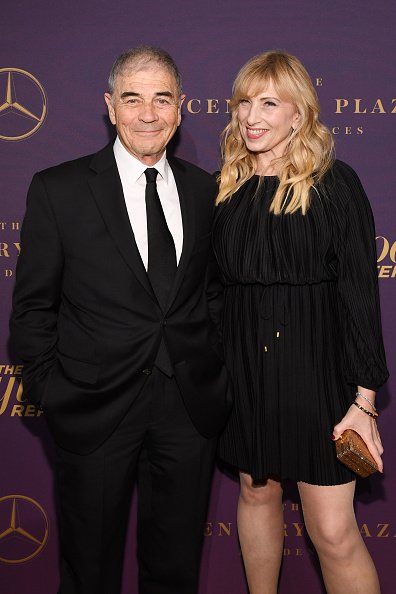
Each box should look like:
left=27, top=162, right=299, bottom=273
left=237, top=79, right=300, bottom=163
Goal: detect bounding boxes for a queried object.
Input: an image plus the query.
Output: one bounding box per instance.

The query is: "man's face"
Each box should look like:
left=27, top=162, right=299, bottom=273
left=105, top=64, right=185, bottom=165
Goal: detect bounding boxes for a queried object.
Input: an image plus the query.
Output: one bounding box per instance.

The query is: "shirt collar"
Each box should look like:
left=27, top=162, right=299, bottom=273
left=113, top=137, right=169, bottom=184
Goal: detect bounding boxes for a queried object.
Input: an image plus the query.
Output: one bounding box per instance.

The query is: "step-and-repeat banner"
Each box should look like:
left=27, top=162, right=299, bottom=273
left=1, top=1, right=394, bottom=593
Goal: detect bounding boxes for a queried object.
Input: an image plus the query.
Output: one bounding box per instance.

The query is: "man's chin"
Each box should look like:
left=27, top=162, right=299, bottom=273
left=138, top=148, right=166, bottom=165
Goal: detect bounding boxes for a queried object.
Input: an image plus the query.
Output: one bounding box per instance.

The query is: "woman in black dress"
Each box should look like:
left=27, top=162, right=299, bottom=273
left=213, top=51, right=388, bottom=594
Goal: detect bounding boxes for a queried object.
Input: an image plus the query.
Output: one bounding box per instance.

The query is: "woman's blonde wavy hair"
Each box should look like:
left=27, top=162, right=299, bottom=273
left=217, top=51, right=335, bottom=214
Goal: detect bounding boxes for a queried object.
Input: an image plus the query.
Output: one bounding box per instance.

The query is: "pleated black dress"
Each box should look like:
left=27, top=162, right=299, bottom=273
left=213, top=160, right=389, bottom=485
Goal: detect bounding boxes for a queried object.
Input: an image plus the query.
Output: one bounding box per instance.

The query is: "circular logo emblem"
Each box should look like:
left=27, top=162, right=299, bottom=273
left=0, top=68, right=47, bottom=141
left=0, top=495, right=49, bottom=563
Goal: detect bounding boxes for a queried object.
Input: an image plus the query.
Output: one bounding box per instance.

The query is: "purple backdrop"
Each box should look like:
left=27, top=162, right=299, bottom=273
left=1, top=1, right=395, bottom=593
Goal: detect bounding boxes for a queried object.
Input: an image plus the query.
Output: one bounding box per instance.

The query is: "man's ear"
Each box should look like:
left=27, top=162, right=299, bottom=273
left=104, top=93, right=116, bottom=125
left=177, top=94, right=186, bottom=125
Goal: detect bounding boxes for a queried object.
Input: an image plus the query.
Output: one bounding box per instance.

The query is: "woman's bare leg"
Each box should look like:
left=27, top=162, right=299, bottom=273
left=298, top=481, right=380, bottom=594
left=237, top=473, right=284, bottom=594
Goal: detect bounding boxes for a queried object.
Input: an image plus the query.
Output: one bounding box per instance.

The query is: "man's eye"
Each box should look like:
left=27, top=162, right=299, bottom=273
left=156, top=98, right=172, bottom=106
left=120, top=97, right=141, bottom=106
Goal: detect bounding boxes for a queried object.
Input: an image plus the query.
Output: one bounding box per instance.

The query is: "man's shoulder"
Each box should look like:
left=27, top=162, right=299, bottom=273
left=36, top=144, right=114, bottom=183
left=169, top=155, right=210, bottom=177
left=169, top=156, right=216, bottom=187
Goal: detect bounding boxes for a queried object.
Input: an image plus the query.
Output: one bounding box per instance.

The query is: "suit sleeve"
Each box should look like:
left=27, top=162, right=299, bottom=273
left=10, top=172, right=64, bottom=406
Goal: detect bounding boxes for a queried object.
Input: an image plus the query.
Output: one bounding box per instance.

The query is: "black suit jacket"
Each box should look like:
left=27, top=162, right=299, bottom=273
left=10, top=144, right=231, bottom=453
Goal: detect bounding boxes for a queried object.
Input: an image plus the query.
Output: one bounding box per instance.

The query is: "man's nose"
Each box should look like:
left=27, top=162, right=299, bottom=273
left=138, top=101, right=159, bottom=122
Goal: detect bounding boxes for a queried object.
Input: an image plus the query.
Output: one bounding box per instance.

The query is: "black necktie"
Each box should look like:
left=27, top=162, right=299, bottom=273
left=145, top=168, right=177, bottom=310
left=145, top=168, right=175, bottom=377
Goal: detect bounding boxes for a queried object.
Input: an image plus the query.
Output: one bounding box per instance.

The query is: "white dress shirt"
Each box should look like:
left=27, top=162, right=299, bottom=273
left=113, top=137, right=183, bottom=269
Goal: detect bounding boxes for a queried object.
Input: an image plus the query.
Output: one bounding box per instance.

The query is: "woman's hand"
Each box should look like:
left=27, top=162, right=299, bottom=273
left=332, top=403, right=384, bottom=473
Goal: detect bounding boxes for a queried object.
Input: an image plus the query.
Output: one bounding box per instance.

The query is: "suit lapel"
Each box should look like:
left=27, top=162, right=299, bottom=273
left=88, top=144, right=156, bottom=300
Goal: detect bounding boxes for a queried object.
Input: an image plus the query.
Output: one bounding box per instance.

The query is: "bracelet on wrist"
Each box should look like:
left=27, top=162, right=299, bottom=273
left=355, top=391, right=377, bottom=412
left=353, top=400, right=378, bottom=418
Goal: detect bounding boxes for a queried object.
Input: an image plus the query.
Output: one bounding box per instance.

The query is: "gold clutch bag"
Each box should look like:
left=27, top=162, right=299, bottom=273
left=335, top=429, right=378, bottom=478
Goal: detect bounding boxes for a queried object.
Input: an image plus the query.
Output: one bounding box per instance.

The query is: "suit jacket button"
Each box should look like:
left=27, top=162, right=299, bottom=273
left=142, top=368, right=152, bottom=375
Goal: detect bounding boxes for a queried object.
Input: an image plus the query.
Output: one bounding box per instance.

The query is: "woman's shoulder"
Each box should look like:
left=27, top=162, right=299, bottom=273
left=320, top=159, right=366, bottom=201
left=323, top=159, right=361, bottom=184
left=317, top=159, right=374, bottom=223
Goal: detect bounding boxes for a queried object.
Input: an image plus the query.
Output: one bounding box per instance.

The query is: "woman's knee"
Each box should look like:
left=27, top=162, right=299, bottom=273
left=239, top=475, right=282, bottom=507
left=306, top=516, right=358, bottom=559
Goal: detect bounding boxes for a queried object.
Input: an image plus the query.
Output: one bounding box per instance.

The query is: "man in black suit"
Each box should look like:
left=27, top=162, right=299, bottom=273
left=10, top=46, right=230, bottom=594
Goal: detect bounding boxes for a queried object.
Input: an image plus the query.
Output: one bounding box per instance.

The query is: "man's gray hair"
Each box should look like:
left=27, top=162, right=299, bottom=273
left=108, top=46, right=183, bottom=97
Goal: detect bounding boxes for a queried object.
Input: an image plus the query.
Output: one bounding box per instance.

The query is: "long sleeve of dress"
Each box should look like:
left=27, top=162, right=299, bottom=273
left=333, top=161, right=389, bottom=391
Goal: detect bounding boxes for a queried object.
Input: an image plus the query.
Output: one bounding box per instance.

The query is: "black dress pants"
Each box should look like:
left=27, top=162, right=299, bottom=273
left=55, top=368, right=217, bottom=594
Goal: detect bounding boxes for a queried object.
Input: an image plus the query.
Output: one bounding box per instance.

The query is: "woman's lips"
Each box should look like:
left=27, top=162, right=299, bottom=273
left=246, top=128, right=269, bottom=140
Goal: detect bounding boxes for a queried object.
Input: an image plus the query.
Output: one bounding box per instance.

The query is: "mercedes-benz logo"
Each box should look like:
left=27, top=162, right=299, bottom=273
left=0, top=68, right=47, bottom=141
left=0, top=495, right=49, bottom=563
